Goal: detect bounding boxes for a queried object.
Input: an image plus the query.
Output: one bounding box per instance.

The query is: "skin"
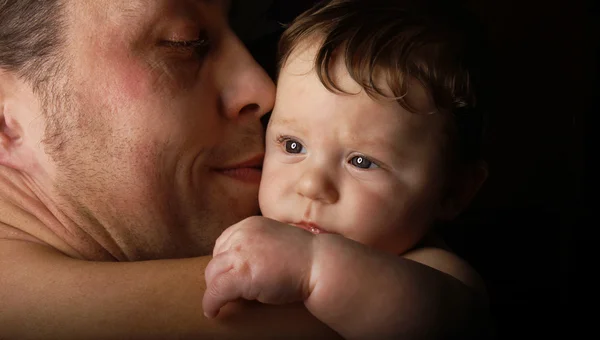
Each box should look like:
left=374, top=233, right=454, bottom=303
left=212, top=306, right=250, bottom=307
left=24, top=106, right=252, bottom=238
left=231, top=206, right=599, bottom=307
left=202, top=42, right=491, bottom=339
left=2, top=0, right=274, bottom=261
left=0, top=0, right=339, bottom=338
left=204, top=218, right=490, bottom=339
left=259, top=42, right=451, bottom=255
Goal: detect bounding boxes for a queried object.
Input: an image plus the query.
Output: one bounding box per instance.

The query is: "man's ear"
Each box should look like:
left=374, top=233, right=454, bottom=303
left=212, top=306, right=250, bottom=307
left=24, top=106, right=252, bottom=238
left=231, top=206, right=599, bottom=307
left=437, top=160, right=488, bottom=221
left=0, top=70, right=25, bottom=169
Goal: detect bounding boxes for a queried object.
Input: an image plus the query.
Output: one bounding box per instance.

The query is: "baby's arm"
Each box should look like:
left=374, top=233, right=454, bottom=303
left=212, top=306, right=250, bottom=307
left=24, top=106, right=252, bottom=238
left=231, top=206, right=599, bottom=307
left=204, top=217, right=490, bottom=339
left=305, top=234, right=490, bottom=339
left=0, top=238, right=337, bottom=339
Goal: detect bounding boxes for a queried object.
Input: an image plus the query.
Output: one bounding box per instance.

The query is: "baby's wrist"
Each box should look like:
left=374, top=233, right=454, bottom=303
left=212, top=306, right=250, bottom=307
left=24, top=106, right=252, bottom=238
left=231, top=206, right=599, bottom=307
left=305, top=233, right=344, bottom=303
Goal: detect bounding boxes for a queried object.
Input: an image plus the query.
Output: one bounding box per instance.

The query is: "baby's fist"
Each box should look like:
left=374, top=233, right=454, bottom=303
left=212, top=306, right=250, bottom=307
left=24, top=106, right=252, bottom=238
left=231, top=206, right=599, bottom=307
left=202, top=216, right=316, bottom=318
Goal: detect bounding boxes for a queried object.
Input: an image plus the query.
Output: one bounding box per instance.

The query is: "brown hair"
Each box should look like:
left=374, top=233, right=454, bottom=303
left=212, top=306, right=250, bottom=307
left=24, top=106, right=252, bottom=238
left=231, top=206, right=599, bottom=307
left=278, top=0, right=489, bottom=161
left=0, top=0, right=66, bottom=90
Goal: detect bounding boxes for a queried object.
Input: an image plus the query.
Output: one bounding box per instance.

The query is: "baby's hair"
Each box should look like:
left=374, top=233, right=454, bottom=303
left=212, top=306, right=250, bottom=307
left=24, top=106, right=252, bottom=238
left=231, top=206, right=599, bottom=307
left=278, top=0, right=490, bottom=162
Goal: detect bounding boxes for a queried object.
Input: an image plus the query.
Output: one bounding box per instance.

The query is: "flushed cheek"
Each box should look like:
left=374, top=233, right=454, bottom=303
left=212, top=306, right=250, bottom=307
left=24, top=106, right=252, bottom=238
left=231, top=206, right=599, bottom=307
left=82, top=33, right=150, bottom=100
left=103, top=52, right=157, bottom=106
left=97, top=58, right=196, bottom=144
left=116, top=62, right=153, bottom=101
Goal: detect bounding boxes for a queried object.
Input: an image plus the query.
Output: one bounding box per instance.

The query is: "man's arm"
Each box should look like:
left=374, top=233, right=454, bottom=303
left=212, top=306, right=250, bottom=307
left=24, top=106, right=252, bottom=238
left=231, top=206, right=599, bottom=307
left=0, top=239, right=338, bottom=339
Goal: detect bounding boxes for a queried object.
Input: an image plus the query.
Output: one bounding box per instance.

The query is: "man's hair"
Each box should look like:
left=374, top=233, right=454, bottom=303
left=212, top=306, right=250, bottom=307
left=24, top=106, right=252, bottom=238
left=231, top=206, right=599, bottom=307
left=278, top=0, right=490, bottom=162
left=0, top=0, right=66, bottom=90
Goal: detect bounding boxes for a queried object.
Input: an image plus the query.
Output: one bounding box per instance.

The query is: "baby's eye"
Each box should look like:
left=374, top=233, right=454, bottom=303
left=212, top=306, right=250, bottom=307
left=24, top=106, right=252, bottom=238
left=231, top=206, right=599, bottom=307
left=284, top=140, right=306, bottom=154
left=350, top=155, right=378, bottom=169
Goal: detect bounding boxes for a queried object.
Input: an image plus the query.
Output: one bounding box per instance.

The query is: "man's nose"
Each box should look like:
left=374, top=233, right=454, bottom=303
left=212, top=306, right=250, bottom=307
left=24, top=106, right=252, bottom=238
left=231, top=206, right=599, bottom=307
left=215, top=33, right=275, bottom=120
left=295, top=167, right=340, bottom=204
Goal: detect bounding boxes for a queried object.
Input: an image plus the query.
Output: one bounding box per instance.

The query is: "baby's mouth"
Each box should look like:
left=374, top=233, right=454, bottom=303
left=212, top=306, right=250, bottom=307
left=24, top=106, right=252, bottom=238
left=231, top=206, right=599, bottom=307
left=291, top=222, right=329, bottom=235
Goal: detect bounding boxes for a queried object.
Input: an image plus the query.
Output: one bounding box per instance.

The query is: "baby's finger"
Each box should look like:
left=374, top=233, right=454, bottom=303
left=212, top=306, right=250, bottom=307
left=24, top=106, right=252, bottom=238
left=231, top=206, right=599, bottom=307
left=213, top=223, right=240, bottom=257
left=203, top=254, right=248, bottom=318
left=204, top=252, right=234, bottom=288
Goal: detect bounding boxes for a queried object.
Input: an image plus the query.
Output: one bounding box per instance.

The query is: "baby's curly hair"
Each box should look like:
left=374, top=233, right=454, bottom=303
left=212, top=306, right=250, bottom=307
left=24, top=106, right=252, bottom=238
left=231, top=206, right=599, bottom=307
left=278, top=0, right=490, bottom=162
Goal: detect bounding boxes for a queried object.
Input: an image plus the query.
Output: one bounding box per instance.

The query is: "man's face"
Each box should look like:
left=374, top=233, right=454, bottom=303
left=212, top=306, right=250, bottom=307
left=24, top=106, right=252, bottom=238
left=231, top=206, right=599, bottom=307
left=259, top=44, right=450, bottom=255
left=43, top=0, right=274, bottom=260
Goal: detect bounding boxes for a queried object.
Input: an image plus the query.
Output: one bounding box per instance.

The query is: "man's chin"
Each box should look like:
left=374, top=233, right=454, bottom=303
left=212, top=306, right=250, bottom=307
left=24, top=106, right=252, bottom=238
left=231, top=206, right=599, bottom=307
left=208, top=186, right=261, bottom=223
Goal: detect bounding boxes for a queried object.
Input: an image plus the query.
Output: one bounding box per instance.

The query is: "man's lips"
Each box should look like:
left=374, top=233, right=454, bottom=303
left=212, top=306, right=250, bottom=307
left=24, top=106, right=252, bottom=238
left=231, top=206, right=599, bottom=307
left=292, top=222, right=330, bottom=235
left=213, top=154, right=264, bottom=184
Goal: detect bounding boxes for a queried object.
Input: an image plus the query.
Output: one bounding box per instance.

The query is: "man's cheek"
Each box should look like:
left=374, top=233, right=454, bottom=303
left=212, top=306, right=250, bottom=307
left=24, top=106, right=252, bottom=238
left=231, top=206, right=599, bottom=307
left=111, top=59, right=154, bottom=103
left=82, top=35, right=151, bottom=103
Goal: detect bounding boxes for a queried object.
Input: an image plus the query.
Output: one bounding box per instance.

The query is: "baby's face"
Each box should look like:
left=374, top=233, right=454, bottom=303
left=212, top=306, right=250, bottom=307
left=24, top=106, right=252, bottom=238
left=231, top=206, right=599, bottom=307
left=259, top=45, right=451, bottom=255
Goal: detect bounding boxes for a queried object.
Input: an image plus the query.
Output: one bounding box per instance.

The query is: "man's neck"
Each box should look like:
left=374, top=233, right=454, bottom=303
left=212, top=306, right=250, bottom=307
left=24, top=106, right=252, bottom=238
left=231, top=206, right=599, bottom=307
left=0, top=165, right=116, bottom=261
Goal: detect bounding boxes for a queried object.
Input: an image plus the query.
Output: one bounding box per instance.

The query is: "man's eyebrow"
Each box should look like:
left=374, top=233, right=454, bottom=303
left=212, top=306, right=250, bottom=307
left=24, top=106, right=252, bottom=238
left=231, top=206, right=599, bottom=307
left=118, top=1, right=144, bottom=17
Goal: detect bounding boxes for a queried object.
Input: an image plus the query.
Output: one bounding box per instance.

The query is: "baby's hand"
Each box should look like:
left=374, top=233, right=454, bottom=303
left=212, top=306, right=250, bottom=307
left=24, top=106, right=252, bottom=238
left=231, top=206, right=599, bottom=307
left=202, top=216, right=316, bottom=318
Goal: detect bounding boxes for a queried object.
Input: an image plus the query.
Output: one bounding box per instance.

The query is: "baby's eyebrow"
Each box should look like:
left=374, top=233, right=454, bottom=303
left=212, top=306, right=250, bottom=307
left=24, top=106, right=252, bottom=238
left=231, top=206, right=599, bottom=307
left=269, top=117, right=303, bottom=129
left=356, top=138, right=408, bottom=158
left=269, top=117, right=293, bottom=126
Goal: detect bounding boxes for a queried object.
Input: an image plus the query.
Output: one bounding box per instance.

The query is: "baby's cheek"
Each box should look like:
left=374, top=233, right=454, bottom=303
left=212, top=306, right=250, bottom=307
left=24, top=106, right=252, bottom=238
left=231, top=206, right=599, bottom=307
left=346, top=188, right=396, bottom=234
left=258, top=170, right=279, bottom=218
left=258, top=192, right=281, bottom=221
left=259, top=163, right=297, bottom=222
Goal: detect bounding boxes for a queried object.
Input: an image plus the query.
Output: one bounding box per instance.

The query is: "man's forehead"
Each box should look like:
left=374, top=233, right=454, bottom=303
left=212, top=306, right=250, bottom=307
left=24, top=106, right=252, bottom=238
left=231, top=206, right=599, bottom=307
left=73, top=0, right=233, bottom=40
left=114, top=0, right=231, bottom=12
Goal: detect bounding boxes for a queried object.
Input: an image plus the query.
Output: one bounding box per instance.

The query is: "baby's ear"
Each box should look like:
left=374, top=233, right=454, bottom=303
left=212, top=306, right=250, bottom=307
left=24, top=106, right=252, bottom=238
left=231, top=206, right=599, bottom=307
left=437, top=160, right=488, bottom=221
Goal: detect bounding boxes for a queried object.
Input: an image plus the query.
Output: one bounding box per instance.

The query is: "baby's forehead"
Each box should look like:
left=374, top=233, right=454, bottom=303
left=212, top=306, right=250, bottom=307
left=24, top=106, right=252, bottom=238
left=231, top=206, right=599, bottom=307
left=279, top=39, right=437, bottom=115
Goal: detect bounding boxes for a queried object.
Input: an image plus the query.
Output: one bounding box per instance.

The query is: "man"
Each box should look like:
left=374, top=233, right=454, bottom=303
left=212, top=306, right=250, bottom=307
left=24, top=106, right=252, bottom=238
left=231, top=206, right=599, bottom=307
left=1, top=0, right=334, bottom=337
left=1, top=0, right=488, bottom=338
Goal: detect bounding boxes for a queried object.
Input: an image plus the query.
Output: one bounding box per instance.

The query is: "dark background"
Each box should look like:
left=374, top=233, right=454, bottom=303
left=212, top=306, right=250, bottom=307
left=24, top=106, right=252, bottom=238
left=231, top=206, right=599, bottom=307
left=238, top=0, right=592, bottom=338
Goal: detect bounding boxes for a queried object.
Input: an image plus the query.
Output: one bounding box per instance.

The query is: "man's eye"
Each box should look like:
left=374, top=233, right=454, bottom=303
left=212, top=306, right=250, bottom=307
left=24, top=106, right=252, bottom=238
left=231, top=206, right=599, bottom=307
left=162, top=32, right=211, bottom=60
left=284, top=140, right=305, bottom=154
left=350, top=155, right=378, bottom=169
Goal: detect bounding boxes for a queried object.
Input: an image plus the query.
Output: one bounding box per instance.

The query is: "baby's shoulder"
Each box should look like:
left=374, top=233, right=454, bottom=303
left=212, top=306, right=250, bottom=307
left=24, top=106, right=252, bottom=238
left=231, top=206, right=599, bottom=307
left=403, top=234, right=487, bottom=298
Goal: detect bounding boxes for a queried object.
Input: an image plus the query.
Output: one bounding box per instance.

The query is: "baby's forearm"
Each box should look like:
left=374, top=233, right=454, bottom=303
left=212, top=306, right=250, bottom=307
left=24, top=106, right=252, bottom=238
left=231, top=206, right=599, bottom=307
left=305, top=235, right=488, bottom=339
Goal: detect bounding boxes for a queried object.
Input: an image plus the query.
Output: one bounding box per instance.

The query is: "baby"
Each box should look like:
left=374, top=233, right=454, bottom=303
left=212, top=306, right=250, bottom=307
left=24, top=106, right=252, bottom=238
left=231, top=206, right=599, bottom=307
left=204, top=0, right=490, bottom=338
